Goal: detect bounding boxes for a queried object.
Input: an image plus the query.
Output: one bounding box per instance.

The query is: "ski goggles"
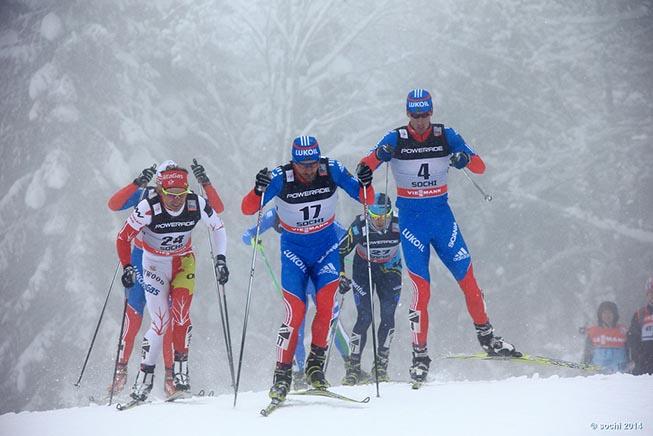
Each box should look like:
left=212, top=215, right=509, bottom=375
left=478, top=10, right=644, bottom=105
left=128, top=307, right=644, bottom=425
left=161, top=187, right=192, bottom=197
left=368, top=208, right=392, bottom=219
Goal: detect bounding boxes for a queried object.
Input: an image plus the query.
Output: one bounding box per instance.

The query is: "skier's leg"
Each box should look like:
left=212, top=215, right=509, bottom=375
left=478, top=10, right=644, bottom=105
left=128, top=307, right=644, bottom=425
left=306, top=248, right=340, bottom=388
left=133, top=254, right=172, bottom=400
left=169, top=253, right=196, bottom=391
left=374, top=271, right=401, bottom=381
left=398, top=211, right=432, bottom=381
left=109, top=249, right=146, bottom=395
left=269, top=247, right=308, bottom=401
left=119, top=247, right=146, bottom=366
left=350, top=256, right=373, bottom=357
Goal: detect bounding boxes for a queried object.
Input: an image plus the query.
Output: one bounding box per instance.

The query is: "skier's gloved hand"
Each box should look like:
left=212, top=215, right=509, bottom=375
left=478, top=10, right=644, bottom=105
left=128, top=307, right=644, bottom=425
left=134, top=165, right=157, bottom=187
left=254, top=167, right=272, bottom=195
left=356, top=163, right=373, bottom=187
left=121, top=265, right=136, bottom=288
left=191, top=159, right=210, bottom=185
left=375, top=144, right=393, bottom=162
left=338, top=273, right=352, bottom=294
left=450, top=152, right=470, bottom=169
left=214, top=254, right=229, bottom=285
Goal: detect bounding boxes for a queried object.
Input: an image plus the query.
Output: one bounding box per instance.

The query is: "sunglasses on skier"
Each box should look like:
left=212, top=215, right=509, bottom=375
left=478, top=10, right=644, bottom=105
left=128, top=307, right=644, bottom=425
left=409, top=111, right=431, bottom=119
left=161, top=187, right=192, bottom=197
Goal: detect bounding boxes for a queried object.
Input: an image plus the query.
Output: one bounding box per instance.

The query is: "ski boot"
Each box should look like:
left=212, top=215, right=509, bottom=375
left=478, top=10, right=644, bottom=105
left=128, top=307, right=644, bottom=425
left=475, top=323, right=522, bottom=357
left=305, top=345, right=330, bottom=389
left=164, top=367, right=176, bottom=397
left=342, top=355, right=363, bottom=386
left=130, top=364, right=155, bottom=401
left=409, top=346, right=431, bottom=384
left=372, top=350, right=390, bottom=382
left=292, top=370, right=308, bottom=390
left=173, top=353, right=191, bottom=392
left=107, top=362, right=128, bottom=395
left=269, top=362, right=292, bottom=402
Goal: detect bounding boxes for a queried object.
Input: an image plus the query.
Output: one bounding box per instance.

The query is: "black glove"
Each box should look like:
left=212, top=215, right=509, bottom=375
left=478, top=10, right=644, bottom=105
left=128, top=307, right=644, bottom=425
left=254, top=167, right=272, bottom=195
left=134, top=165, right=156, bottom=187
left=450, top=152, right=470, bottom=169
left=356, top=163, right=373, bottom=187
left=214, top=254, right=229, bottom=285
left=191, top=158, right=210, bottom=185
left=121, top=265, right=136, bottom=288
left=338, top=274, right=352, bottom=295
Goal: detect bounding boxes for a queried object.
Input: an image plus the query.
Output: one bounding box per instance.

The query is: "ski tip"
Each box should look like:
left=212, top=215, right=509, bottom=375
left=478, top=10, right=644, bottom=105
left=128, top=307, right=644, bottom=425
left=362, top=396, right=371, bottom=403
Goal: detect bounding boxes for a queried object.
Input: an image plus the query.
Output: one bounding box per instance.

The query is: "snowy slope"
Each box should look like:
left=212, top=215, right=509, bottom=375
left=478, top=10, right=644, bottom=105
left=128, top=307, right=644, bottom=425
left=1, top=374, right=651, bottom=436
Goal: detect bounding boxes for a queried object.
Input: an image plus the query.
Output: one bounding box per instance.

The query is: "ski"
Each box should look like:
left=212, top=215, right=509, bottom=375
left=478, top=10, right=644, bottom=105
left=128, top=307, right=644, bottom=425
left=443, top=353, right=601, bottom=372
left=289, top=388, right=371, bottom=403
left=116, top=398, right=148, bottom=411
left=260, top=399, right=284, bottom=417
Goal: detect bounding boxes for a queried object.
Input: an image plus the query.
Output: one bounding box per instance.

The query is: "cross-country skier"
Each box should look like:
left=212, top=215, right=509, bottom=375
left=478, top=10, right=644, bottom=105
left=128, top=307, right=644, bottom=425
left=107, top=160, right=224, bottom=397
left=338, top=192, right=402, bottom=384
left=241, top=135, right=374, bottom=402
left=241, top=208, right=351, bottom=389
left=359, top=89, right=520, bottom=385
left=116, top=164, right=228, bottom=401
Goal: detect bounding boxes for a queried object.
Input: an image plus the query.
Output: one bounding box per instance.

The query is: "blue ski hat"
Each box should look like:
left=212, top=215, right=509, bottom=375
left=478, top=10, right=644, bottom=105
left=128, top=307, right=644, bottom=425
left=368, top=192, right=392, bottom=216
left=291, top=135, right=321, bottom=163
left=406, top=88, right=433, bottom=113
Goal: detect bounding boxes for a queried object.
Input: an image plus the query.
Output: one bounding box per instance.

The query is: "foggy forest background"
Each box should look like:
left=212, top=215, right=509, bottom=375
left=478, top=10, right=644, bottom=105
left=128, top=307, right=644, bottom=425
left=0, top=0, right=651, bottom=413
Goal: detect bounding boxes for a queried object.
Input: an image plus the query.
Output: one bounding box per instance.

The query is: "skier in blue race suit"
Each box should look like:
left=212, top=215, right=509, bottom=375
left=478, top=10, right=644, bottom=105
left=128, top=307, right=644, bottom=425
left=360, top=89, right=520, bottom=385
left=241, top=135, right=374, bottom=402
left=338, top=192, right=402, bottom=385
left=241, top=209, right=351, bottom=389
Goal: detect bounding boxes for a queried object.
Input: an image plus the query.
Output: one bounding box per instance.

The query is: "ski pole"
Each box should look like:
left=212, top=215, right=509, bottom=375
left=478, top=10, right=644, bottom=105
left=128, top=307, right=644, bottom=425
left=234, top=193, right=266, bottom=407
left=200, top=183, right=236, bottom=394
left=361, top=186, right=381, bottom=398
left=108, top=297, right=128, bottom=405
left=74, top=261, right=121, bottom=387
left=382, top=163, right=390, bottom=232
left=323, top=292, right=346, bottom=375
left=257, top=242, right=282, bottom=295
left=462, top=168, right=493, bottom=202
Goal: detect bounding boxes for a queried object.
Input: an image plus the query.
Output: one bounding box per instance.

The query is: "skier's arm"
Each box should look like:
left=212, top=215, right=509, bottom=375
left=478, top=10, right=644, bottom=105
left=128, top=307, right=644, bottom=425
left=446, top=127, right=486, bottom=174
left=338, top=217, right=363, bottom=271
left=190, top=159, right=225, bottom=213
left=241, top=167, right=282, bottom=215
left=202, top=183, right=224, bottom=214
left=241, top=209, right=278, bottom=245
left=116, top=200, right=150, bottom=266
left=108, top=183, right=143, bottom=211
left=329, top=159, right=374, bottom=205
left=199, top=196, right=227, bottom=256
left=360, top=130, right=399, bottom=171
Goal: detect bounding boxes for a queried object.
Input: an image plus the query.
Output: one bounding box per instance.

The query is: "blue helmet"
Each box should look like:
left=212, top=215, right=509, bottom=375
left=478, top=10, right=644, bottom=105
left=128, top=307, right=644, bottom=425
left=368, top=192, right=392, bottom=216
left=291, top=135, right=321, bottom=163
left=406, top=88, right=433, bottom=113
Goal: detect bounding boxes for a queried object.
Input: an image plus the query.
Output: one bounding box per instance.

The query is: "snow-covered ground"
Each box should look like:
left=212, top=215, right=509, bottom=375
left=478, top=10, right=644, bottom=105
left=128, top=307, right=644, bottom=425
left=1, top=374, right=650, bottom=436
